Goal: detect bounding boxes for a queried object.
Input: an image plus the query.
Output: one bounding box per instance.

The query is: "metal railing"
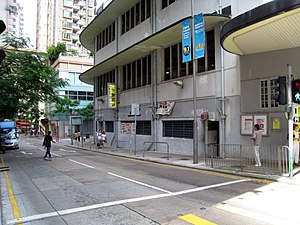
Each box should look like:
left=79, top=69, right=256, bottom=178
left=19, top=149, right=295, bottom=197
left=205, top=144, right=290, bottom=176
left=115, top=140, right=133, bottom=154
left=142, top=141, right=170, bottom=160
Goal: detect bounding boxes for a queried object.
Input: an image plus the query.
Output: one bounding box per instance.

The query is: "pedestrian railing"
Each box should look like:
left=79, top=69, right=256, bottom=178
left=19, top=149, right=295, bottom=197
left=205, top=144, right=290, bottom=176
left=115, top=140, right=133, bottom=154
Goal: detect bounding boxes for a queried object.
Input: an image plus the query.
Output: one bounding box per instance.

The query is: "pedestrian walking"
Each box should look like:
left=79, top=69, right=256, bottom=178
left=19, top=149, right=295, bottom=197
left=42, top=131, right=55, bottom=160
left=251, top=124, right=262, bottom=166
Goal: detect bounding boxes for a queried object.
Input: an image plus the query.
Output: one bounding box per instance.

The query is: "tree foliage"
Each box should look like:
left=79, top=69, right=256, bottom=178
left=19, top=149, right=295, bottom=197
left=0, top=34, right=67, bottom=121
left=47, top=42, right=67, bottom=64
left=75, top=102, right=94, bottom=121
left=53, top=96, right=80, bottom=116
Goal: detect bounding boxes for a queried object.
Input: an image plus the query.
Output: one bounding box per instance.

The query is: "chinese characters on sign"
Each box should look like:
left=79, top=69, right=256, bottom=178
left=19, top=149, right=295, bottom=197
left=108, top=83, right=116, bottom=109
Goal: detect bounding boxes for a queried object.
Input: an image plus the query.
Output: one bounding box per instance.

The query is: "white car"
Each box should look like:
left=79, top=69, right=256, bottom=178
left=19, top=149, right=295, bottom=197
left=4, top=136, right=19, bottom=150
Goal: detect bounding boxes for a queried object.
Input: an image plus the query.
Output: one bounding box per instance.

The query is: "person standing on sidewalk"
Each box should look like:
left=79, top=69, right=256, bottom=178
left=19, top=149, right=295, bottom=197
left=251, top=124, right=262, bottom=166
left=42, top=131, right=55, bottom=160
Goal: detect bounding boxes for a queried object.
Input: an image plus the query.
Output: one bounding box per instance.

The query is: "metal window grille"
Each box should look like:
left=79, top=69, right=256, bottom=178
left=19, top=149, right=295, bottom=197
left=163, top=120, right=193, bottom=139
left=136, top=121, right=151, bottom=135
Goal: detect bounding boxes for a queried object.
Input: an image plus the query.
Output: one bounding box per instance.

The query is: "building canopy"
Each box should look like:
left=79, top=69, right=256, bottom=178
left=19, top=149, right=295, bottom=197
left=221, top=0, right=300, bottom=56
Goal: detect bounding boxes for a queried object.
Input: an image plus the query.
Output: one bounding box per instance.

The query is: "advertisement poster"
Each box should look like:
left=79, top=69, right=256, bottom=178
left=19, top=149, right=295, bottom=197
left=121, top=122, right=135, bottom=134
left=241, top=115, right=253, bottom=135
left=181, top=18, right=192, bottom=63
left=108, top=83, right=116, bottom=109
left=254, top=115, right=267, bottom=135
left=194, top=13, right=205, bottom=59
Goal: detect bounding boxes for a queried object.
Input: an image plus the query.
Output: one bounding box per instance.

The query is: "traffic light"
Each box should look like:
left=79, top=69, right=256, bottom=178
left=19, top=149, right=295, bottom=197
left=0, top=20, right=6, bottom=64
left=292, top=79, right=300, bottom=104
left=272, top=76, right=287, bottom=105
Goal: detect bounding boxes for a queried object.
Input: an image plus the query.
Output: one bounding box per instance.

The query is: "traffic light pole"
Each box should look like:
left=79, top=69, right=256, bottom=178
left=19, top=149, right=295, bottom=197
left=287, top=64, right=294, bottom=177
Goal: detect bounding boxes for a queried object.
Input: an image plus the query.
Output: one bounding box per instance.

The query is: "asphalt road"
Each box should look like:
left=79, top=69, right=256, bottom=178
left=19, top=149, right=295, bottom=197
left=0, top=136, right=271, bottom=225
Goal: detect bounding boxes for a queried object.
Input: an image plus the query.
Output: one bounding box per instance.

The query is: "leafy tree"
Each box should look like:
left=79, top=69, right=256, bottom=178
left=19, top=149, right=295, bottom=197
left=0, top=34, right=67, bottom=121
left=53, top=96, right=80, bottom=117
left=47, top=42, right=67, bottom=64
left=75, top=102, right=94, bottom=121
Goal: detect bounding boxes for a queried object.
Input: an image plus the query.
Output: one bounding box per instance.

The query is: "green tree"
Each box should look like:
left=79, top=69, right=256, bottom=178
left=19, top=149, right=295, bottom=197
left=0, top=34, right=67, bottom=121
left=53, top=96, right=80, bottom=117
left=47, top=42, right=67, bottom=64
left=75, top=102, right=94, bottom=121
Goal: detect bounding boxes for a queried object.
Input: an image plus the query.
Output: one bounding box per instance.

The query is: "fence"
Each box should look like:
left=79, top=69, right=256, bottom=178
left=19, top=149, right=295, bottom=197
left=205, top=144, right=290, bottom=176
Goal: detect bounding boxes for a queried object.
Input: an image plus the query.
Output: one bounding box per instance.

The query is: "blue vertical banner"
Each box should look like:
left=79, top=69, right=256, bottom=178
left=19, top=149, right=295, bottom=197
left=194, top=13, right=205, bottom=59
left=181, top=18, right=192, bottom=63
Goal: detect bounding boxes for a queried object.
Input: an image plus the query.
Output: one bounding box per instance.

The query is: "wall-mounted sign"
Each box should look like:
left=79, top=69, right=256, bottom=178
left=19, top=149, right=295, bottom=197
left=254, top=115, right=267, bottom=136
left=241, top=115, right=253, bottom=135
left=108, top=83, right=116, bottom=109
left=156, top=101, right=175, bottom=115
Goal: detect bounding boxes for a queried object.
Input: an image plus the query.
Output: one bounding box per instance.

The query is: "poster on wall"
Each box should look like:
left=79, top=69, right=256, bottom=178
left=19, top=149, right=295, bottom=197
left=121, top=122, right=135, bottom=134
left=254, top=115, right=267, bottom=135
left=272, top=117, right=281, bottom=131
left=241, top=115, right=253, bottom=135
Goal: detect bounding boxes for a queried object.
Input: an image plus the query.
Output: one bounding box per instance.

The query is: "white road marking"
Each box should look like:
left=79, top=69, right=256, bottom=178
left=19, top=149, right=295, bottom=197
left=6, top=179, right=247, bottom=224
left=68, top=159, right=94, bottom=168
left=108, top=172, right=173, bottom=194
left=59, top=148, right=76, bottom=153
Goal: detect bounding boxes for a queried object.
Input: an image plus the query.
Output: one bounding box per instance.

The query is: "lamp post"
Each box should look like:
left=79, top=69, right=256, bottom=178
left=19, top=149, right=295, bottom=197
left=191, top=0, right=198, bottom=164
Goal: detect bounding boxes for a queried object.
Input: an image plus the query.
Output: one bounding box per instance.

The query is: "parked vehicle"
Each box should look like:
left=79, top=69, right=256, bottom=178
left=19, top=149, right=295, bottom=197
left=0, top=121, right=19, bottom=150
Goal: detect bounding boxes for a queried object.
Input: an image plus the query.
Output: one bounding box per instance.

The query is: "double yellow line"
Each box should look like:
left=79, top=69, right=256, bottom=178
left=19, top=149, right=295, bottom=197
left=1, top=154, right=22, bottom=225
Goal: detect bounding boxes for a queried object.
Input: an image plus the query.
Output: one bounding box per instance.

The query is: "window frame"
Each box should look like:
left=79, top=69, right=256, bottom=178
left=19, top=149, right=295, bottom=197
left=260, top=78, right=279, bottom=109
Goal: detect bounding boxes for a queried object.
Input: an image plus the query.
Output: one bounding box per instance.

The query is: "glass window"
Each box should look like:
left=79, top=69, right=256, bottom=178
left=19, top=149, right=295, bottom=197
left=142, top=57, right=147, bottom=85
left=171, top=44, right=178, bottom=79
left=146, top=0, right=151, bottom=18
left=105, top=121, right=114, bottom=132
left=131, top=7, right=135, bottom=29
left=137, top=59, right=141, bottom=87
left=123, top=65, right=127, bottom=90
left=132, top=62, right=136, bottom=88
left=126, top=10, right=130, bottom=32
left=207, top=30, right=215, bottom=71
left=141, top=0, right=146, bottom=22
left=136, top=3, right=140, bottom=25
left=164, top=48, right=170, bottom=80
left=121, top=14, right=125, bottom=34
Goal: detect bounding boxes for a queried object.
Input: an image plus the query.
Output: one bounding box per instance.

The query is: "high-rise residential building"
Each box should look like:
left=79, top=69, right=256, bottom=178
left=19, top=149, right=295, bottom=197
left=0, top=0, right=25, bottom=38
left=35, top=0, right=97, bottom=138
left=36, top=0, right=96, bottom=55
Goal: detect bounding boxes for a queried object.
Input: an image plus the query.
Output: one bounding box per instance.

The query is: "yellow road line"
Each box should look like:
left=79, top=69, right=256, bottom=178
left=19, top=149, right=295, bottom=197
left=1, top=154, right=23, bottom=225
left=179, top=214, right=217, bottom=225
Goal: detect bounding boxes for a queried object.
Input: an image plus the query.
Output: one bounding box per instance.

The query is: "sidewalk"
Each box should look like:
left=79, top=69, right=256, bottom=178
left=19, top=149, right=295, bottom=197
left=56, top=137, right=300, bottom=183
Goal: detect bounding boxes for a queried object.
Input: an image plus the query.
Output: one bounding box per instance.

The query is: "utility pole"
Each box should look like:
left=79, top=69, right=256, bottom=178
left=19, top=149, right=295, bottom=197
left=191, top=0, right=198, bottom=164
left=287, top=64, right=294, bottom=176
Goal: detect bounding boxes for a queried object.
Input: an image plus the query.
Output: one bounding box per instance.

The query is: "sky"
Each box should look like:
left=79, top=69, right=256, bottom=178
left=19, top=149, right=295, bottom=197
left=22, top=0, right=106, bottom=48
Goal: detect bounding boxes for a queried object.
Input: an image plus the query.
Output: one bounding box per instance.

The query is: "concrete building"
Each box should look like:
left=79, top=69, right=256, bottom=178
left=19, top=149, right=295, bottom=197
left=79, top=0, right=272, bottom=155
left=0, top=0, right=25, bottom=38
left=59, top=0, right=300, bottom=159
